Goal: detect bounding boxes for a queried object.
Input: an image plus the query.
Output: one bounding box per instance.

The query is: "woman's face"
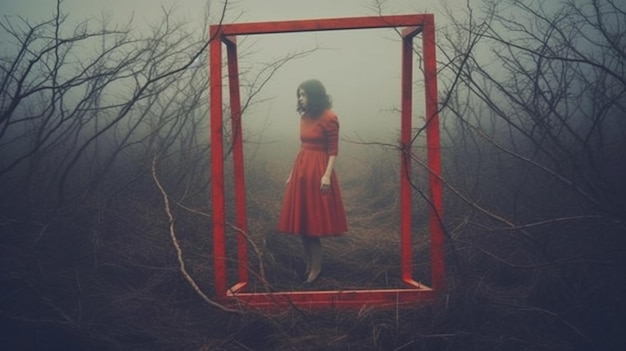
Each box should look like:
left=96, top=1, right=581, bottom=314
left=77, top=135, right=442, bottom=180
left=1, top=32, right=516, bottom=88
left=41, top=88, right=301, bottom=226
left=298, top=89, right=308, bottom=111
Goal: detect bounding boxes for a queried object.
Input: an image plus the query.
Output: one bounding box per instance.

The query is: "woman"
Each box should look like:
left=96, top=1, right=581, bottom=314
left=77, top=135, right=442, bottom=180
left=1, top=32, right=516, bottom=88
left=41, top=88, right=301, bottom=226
left=278, top=79, right=348, bottom=284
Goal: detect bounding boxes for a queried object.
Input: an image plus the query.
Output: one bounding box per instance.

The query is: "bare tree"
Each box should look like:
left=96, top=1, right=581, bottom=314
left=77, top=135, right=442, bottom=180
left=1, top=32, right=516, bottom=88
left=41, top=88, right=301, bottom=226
left=0, top=0, right=330, bottom=347
left=0, top=0, right=239, bottom=348
left=429, top=0, right=626, bottom=348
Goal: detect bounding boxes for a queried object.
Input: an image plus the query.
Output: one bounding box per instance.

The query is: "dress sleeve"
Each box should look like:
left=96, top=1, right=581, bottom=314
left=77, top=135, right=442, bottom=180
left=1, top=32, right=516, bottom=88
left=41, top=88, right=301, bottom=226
left=323, top=111, right=340, bottom=156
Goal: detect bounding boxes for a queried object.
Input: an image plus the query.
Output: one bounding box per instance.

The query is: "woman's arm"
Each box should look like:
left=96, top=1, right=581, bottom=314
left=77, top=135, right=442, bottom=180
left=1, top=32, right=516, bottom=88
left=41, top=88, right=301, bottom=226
left=320, top=155, right=336, bottom=192
left=321, top=110, right=339, bottom=193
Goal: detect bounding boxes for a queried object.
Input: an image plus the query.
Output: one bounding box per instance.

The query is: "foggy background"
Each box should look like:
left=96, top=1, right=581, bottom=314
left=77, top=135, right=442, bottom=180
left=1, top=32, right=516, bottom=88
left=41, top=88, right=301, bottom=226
left=1, top=0, right=625, bottom=350
left=2, top=0, right=436, bottom=133
left=1, top=0, right=442, bottom=183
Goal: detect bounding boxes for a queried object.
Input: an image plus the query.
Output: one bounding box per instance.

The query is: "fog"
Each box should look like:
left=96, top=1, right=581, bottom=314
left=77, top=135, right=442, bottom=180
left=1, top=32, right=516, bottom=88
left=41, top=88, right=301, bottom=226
left=1, top=0, right=442, bottom=173
left=2, top=0, right=625, bottom=349
left=1, top=0, right=439, bottom=130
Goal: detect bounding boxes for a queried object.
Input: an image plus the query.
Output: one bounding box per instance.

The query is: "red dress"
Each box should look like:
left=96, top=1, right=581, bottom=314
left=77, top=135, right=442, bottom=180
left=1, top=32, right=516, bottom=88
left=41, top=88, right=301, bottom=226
left=278, top=109, right=348, bottom=237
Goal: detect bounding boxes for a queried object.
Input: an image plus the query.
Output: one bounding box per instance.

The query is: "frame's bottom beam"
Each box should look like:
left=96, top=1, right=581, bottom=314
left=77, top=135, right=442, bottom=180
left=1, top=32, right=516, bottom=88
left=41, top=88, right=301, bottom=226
left=222, top=284, right=436, bottom=310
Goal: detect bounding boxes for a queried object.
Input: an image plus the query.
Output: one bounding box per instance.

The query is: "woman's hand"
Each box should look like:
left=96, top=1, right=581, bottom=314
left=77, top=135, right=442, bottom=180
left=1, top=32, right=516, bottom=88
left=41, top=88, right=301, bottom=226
left=321, top=156, right=336, bottom=194
left=320, top=175, right=331, bottom=194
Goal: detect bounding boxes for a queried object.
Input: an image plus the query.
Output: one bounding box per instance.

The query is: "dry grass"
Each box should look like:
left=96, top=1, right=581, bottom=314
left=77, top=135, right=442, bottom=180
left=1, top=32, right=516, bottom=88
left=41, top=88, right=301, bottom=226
left=2, top=145, right=625, bottom=350
left=242, top=145, right=427, bottom=292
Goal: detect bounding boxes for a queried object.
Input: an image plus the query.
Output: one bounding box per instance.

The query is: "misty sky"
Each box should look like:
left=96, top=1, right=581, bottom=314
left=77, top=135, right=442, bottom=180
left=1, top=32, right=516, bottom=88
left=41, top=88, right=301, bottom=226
left=2, top=0, right=454, bottom=157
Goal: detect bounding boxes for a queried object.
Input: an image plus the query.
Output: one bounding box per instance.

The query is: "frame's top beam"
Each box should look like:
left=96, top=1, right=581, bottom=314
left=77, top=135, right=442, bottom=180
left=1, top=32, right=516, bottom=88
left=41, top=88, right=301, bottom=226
left=210, top=14, right=430, bottom=36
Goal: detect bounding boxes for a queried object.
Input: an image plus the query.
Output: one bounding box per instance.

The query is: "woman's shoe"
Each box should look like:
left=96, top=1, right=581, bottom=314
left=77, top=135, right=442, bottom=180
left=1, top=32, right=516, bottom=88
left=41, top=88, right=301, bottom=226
left=304, top=270, right=321, bottom=284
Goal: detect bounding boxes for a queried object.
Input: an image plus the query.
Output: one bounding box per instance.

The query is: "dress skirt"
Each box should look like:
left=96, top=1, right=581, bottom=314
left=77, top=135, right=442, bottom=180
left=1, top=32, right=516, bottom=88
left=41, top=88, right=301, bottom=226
left=278, top=143, right=348, bottom=237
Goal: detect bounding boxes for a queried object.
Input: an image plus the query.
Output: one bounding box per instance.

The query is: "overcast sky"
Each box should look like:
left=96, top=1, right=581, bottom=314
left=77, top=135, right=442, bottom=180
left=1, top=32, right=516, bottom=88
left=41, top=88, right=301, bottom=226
left=1, top=0, right=458, bottom=152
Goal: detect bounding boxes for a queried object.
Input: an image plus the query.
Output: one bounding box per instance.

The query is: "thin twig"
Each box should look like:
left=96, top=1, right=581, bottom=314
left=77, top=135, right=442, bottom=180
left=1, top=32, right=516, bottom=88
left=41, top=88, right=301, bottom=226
left=227, top=223, right=270, bottom=292
left=170, top=200, right=272, bottom=293
left=151, top=156, right=240, bottom=314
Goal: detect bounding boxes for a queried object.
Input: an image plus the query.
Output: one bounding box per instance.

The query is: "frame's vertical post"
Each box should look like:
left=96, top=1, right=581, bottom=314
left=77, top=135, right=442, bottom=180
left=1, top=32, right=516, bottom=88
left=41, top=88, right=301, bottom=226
left=422, top=15, right=445, bottom=291
left=225, top=36, right=249, bottom=287
left=209, top=27, right=227, bottom=297
left=400, top=33, right=414, bottom=284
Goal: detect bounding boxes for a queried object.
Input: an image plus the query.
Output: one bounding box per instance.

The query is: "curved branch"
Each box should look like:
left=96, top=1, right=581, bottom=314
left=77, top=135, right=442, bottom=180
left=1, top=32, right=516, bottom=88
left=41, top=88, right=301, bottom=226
left=151, top=155, right=240, bottom=314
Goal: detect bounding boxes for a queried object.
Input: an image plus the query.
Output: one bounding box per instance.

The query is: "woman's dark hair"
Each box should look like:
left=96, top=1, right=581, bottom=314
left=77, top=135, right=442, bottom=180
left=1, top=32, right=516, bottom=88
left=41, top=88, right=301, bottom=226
left=297, top=79, right=332, bottom=118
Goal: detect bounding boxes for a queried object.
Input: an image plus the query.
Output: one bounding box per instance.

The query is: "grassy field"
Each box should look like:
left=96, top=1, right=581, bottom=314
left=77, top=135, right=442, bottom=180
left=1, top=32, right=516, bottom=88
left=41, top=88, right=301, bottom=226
left=0, top=129, right=624, bottom=351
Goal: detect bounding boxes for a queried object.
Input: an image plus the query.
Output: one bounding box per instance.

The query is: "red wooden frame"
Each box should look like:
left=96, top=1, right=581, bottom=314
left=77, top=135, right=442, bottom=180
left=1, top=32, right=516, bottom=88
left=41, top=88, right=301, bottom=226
left=209, top=14, right=444, bottom=310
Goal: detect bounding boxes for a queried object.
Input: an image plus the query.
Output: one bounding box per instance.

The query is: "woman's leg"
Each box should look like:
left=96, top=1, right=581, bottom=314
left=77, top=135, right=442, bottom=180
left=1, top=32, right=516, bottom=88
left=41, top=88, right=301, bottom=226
left=302, top=235, right=322, bottom=283
left=301, top=235, right=312, bottom=275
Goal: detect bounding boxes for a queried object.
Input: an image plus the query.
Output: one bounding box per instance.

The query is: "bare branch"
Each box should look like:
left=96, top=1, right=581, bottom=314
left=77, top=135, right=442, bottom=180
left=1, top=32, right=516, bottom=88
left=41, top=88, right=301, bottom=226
left=151, top=155, right=240, bottom=314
